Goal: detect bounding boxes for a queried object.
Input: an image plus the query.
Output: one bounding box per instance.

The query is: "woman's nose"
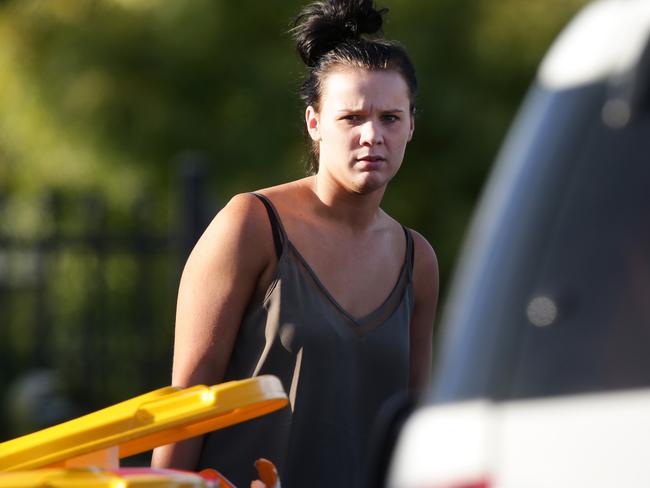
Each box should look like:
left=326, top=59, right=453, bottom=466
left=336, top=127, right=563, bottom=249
left=359, top=120, right=383, bottom=146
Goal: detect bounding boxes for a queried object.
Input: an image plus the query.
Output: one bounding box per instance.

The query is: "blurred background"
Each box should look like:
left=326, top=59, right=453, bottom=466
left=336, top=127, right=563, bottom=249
left=0, top=0, right=588, bottom=444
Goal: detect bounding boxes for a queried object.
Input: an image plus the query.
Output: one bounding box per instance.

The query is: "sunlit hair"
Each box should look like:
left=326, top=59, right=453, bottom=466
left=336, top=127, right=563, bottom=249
left=291, top=0, right=417, bottom=173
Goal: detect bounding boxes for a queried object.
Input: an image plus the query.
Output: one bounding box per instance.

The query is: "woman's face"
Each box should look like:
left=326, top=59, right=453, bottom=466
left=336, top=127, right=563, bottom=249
left=306, top=67, right=414, bottom=195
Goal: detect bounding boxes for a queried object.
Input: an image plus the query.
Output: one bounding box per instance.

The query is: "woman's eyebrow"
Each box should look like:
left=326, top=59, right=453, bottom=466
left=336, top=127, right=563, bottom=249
left=335, top=108, right=406, bottom=113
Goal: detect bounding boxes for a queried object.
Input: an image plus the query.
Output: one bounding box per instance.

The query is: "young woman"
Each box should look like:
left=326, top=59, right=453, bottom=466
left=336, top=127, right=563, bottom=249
left=152, top=1, right=438, bottom=486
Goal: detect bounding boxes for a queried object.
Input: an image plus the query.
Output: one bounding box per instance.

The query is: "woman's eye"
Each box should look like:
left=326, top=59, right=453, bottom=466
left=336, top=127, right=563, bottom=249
left=342, top=114, right=361, bottom=122
left=382, top=114, right=399, bottom=123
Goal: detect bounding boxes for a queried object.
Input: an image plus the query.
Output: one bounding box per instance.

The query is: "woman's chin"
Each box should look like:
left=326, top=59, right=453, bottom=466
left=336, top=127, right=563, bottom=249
left=349, top=172, right=392, bottom=195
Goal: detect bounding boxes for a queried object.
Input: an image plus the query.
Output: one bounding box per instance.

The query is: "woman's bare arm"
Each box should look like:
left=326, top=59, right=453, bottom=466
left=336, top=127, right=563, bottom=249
left=151, top=193, right=276, bottom=469
left=409, top=231, right=439, bottom=393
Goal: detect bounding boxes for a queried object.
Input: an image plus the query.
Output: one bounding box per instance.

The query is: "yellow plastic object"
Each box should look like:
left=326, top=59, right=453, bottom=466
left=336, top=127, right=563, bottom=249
left=0, top=467, right=213, bottom=487
left=0, top=375, right=288, bottom=472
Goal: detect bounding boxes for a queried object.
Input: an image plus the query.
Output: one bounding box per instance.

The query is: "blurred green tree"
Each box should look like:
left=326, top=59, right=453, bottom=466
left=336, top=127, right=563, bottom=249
left=0, top=0, right=588, bottom=260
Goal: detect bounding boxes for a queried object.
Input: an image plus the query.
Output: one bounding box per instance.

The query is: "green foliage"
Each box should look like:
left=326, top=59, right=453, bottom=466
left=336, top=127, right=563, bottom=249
left=1, top=0, right=588, bottom=259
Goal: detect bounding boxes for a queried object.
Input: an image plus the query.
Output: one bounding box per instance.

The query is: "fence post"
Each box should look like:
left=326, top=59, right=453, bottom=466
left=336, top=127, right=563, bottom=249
left=33, top=190, right=62, bottom=368
left=132, top=193, right=155, bottom=388
left=0, top=192, right=14, bottom=431
left=82, top=192, right=108, bottom=404
left=0, top=191, right=9, bottom=351
left=178, top=152, right=211, bottom=263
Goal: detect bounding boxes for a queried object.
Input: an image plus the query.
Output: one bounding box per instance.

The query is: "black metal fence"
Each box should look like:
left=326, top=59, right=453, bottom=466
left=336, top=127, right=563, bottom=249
left=0, top=158, right=215, bottom=441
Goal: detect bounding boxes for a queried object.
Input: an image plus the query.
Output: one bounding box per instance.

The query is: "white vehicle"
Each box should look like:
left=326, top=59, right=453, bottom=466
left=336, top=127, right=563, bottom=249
left=385, top=0, right=650, bottom=487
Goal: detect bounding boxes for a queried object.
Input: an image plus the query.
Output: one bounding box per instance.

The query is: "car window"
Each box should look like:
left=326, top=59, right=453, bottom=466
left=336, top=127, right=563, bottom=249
left=509, top=110, right=650, bottom=398
left=432, top=81, right=650, bottom=403
left=432, top=83, right=608, bottom=402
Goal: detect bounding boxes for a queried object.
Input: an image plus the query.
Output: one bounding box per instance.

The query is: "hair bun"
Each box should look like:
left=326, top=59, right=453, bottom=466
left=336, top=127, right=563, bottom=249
left=292, top=0, right=388, bottom=67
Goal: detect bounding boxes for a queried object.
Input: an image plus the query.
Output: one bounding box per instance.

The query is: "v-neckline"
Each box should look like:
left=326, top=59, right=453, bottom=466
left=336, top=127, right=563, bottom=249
left=252, top=192, right=411, bottom=332
left=286, top=239, right=409, bottom=329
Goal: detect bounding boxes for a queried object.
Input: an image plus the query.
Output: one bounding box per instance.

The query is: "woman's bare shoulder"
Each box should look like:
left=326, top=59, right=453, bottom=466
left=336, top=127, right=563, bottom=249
left=387, top=220, right=437, bottom=287
left=408, top=228, right=438, bottom=272
left=253, top=178, right=312, bottom=205
left=203, top=192, right=270, bottom=239
left=406, top=227, right=439, bottom=304
left=186, top=192, right=276, bottom=271
left=251, top=178, right=313, bottom=224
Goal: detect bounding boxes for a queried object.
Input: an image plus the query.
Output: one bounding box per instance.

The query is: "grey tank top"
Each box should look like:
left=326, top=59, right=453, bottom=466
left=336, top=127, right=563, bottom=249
left=197, top=193, right=415, bottom=487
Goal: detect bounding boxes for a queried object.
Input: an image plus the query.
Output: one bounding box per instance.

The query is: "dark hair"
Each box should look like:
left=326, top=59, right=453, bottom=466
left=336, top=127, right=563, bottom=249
left=291, top=0, right=417, bottom=173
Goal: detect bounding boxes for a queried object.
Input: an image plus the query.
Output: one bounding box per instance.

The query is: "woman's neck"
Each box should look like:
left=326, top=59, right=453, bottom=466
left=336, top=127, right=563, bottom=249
left=306, top=175, right=386, bottom=232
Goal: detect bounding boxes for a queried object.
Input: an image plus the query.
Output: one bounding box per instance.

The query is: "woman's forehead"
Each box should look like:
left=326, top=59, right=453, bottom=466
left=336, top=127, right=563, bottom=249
left=320, top=68, right=410, bottom=111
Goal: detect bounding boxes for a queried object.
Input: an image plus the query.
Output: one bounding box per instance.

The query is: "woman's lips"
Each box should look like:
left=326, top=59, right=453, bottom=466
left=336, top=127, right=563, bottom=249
left=357, top=155, right=385, bottom=162
left=356, top=156, right=386, bottom=170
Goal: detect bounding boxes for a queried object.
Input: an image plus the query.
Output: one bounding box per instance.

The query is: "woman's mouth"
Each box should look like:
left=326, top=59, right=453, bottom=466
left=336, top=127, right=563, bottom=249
left=356, top=155, right=386, bottom=170
left=357, top=155, right=385, bottom=162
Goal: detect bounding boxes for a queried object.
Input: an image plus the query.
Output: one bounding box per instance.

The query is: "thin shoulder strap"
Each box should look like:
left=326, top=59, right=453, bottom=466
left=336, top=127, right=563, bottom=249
left=252, top=193, right=285, bottom=259
left=402, top=225, right=415, bottom=277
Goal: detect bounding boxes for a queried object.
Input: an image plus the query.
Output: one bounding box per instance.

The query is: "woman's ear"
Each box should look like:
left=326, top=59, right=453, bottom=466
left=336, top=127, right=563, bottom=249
left=305, top=106, right=321, bottom=142
left=407, top=113, right=415, bottom=142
